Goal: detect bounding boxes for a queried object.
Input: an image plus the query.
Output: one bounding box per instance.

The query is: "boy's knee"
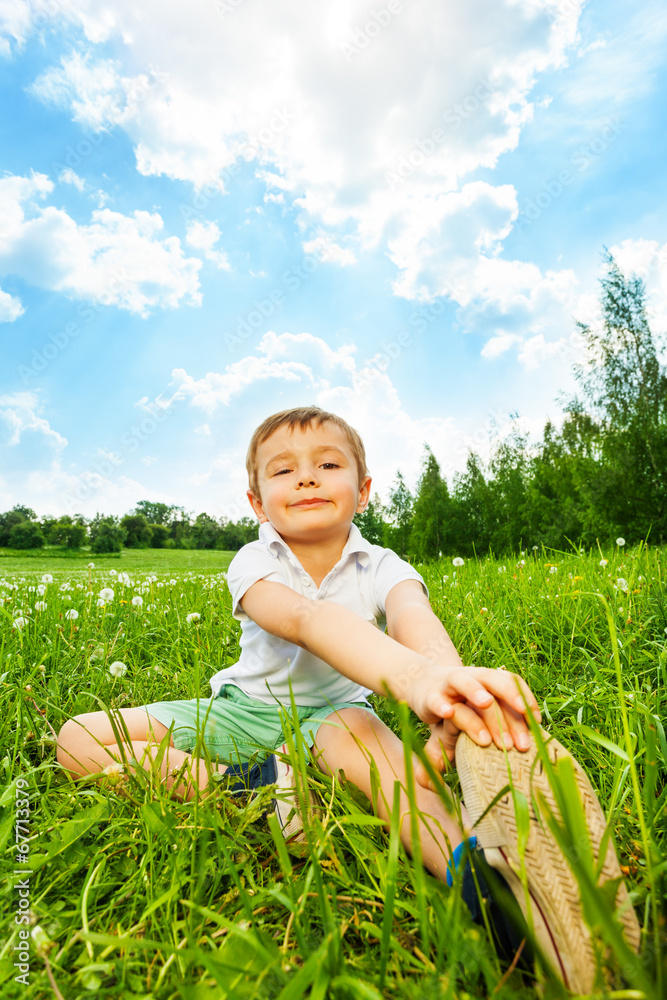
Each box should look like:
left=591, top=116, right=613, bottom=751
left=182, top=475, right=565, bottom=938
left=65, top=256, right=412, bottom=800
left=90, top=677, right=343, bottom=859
left=331, top=707, right=382, bottom=747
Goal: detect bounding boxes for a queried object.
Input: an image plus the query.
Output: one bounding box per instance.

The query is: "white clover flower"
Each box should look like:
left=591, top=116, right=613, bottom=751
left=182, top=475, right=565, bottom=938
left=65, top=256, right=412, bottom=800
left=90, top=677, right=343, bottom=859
left=616, top=578, right=629, bottom=592
left=99, top=588, right=114, bottom=601
left=34, top=601, right=47, bottom=612
left=109, top=661, right=128, bottom=677
left=131, top=596, right=143, bottom=607
left=186, top=612, right=201, bottom=623
left=616, top=537, right=626, bottom=547
left=65, top=609, right=79, bottom=620
left=41, top=574, right=53, bottom=584
left=599, top=559, right=608, bottom=567
left=88, top=562, right=95, bottom=569
left=549, top=566, right=558, bottom=574
left=12, top=617, right=27, bottom=629
left=452, top=557, right=465, bottom=567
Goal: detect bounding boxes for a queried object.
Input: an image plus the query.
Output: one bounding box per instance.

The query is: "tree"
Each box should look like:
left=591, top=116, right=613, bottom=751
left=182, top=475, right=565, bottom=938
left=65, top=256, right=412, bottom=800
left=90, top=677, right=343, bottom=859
left=149, top=524, right=170, bottom=548
left=8, top=520, right=44, bottom=549
left=42, top=515, right=87, bottom=549
left=90, top=515, right=125, bottom=554
left=120, top=514, right=153, bottom=548
left=191, top=512, right=220, bottom=549
left=572, top=252, right=667, bottom=542
left=410, top=448, right=454, bottom=560
left=451, top=452, right=492, bottom=555
left=134, top=500, right=180, bottom=525
left=486, top=427, right=530, bottom=553
left=383, top=472, right=413, bottom=557
left=354, top=493, right=386, bottom=545
left=0, top=506, right=37, bottom=546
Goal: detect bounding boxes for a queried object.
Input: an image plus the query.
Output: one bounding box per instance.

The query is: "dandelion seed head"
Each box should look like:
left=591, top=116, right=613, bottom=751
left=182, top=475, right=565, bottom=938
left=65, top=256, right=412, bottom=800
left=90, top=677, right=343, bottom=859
left=452, top=557, right=464, bottom=567
left=65, top=609, right=79, bottom=620
left=186, top=612, right=201, bottom=623
left=109, top=660, right=128, bottom=677
left=616, top=537, right=626, bottom=547
left=41, top=574, right=53, bottom=584
left=131, top=596, right=143, bottom=607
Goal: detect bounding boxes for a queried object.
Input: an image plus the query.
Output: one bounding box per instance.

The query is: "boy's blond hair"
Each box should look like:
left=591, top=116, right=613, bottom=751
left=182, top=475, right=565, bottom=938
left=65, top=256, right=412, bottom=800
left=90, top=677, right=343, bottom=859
left=246, top=406, right=368, bottom=497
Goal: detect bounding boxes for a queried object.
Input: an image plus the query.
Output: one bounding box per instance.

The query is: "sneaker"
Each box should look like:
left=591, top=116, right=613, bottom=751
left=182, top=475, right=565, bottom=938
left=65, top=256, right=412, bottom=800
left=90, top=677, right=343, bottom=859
left=455, top=728, right=641, bottom=993
left=223, top=744, right=314, bottom=846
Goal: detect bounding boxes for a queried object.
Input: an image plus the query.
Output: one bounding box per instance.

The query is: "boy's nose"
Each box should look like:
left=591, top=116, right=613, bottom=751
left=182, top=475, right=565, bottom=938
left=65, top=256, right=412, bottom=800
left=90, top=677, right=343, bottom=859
left=297, top=467, right=318, bottom=487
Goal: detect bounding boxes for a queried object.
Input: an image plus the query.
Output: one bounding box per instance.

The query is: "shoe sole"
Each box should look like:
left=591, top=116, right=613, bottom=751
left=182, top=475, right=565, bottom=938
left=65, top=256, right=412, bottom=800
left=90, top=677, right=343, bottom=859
left=455, top=729, right=641, bottom=993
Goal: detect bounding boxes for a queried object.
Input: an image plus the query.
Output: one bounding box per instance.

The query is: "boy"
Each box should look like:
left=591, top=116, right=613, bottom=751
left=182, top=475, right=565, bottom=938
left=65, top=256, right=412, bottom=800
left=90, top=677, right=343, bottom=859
left=57, top=406, right=640, bottom=992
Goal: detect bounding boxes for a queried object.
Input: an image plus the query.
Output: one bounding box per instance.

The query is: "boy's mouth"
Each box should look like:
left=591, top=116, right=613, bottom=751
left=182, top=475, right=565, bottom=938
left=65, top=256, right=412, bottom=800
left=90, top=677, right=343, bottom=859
left=291, top=498, right=330, bottom=508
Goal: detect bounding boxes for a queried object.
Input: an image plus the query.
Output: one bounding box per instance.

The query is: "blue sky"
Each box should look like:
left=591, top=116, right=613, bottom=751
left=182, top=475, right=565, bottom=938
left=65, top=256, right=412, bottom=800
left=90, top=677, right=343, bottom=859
left=1, top=0, right=666, bottom=521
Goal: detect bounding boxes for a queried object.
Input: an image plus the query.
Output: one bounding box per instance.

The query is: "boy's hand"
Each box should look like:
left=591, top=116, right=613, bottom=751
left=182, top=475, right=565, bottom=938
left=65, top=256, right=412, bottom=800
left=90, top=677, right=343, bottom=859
left=409, top=665, right=541, bottom=786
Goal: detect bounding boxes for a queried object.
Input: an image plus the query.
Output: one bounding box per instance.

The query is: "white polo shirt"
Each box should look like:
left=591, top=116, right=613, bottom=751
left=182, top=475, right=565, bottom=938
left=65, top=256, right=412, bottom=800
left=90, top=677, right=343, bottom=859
left=209, top=521, right=427, bottom=707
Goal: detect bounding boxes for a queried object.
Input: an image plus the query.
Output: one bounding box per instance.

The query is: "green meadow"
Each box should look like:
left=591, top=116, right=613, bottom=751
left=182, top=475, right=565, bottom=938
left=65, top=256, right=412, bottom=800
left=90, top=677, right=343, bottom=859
left=1, top=545, right=665, bottom=999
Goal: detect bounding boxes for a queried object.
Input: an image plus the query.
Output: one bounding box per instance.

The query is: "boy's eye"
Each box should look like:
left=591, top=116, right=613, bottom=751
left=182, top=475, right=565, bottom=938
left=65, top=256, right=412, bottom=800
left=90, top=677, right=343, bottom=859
left=320, top=462, right=339, bottom=469
left=273, top=468, right=292, bottom=476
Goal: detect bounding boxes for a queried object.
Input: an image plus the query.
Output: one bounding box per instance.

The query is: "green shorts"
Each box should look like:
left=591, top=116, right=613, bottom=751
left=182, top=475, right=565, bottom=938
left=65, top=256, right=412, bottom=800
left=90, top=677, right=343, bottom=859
left=145, top=684, right=377, bottom=764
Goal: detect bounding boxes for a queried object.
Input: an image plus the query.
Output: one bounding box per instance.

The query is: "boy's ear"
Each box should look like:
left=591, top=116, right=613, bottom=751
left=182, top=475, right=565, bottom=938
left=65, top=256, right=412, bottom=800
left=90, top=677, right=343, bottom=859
left=247, top=490, right=269, bottom=523
left=356, top=475, right=372, bottom=514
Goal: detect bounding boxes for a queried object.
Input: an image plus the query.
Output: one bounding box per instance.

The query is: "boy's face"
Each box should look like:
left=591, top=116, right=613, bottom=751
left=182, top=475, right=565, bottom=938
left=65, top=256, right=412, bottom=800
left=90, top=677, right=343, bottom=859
left=247, top=421, right=371, bottom=545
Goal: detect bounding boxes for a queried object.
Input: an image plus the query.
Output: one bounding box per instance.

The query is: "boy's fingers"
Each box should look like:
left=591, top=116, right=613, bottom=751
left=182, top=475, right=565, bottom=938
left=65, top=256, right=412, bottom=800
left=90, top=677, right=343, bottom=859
left=447, top=668, right=541, bottom=722
left=475, top=701, right=531, bottom=752
left=448, top=703, right=493, bottom=749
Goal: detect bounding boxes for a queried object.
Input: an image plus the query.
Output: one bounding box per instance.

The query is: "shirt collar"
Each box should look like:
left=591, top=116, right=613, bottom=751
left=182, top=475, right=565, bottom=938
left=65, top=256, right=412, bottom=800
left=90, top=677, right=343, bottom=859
left=259, top=520, right=372, bottom=567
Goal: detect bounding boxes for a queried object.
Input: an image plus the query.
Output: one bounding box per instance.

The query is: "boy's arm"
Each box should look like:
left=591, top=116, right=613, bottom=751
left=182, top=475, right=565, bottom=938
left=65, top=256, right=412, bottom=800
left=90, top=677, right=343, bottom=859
left=385, top=579, right=537, bottom=769
left=239, top=580, right=539, bottom=751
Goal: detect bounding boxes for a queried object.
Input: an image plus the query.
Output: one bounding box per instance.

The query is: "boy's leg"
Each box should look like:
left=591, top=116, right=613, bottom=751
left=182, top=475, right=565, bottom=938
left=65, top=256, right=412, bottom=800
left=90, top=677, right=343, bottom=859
left=313, top=706, right=469, bottom=881
left=56, top=709, right=229, bottom=800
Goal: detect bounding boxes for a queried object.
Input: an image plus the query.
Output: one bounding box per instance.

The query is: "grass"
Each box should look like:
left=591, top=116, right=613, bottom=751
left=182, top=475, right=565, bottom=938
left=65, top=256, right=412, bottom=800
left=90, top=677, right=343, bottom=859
left=0, top=545, right=665, bottom=998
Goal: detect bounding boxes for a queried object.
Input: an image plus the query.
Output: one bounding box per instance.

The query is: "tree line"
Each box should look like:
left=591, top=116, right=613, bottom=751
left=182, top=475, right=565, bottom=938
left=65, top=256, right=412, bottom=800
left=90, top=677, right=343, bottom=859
left=2, top=255, right=665, bottom=560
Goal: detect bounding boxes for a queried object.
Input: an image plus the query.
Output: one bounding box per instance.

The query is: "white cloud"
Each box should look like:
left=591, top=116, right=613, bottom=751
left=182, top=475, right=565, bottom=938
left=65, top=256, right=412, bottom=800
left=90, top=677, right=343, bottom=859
left=302, top=235, right=357, bottom=267
left=608, top=237, right=667, bottom=334
left=58, top=167, right=85, bottom=190
left=26, top=0, right=583, bottom=301
left=0, top=391, right=67, bottom=450
left=0, top=286, right=23, bottom=321
left=185, top=220, right=230, bottom=271
left=0, top=172, right=202, bottom=315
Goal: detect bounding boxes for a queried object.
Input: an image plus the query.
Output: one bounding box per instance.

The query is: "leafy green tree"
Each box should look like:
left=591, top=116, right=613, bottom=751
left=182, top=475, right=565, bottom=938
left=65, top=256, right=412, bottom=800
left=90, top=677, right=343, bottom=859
left=572, top=252, right=667, bottom=542
left=0, top=506, right=37, bottom=546
left=218, top=517, right=258, bottom=550
left=383, top=472, right=413, bottom=557
left=191, top=512, right=220, bottom=549
left=120, top=514, right=153, bottom=548
left=354, top=493, right=386, bottom=545
left=410, top=448, right=454, bottom=560
left=90, top=515, right=125, bottom=554
left=42, top=514, right=87, bottom=549
left=451, top=452, right=492, bottom=555
left=486, top=427, right=530, bottom=553
left=8, top=520, right=44, bottom=549
left=149, top=524, right=170, bottom=548
left=134, top=500, right=179, bottom=525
